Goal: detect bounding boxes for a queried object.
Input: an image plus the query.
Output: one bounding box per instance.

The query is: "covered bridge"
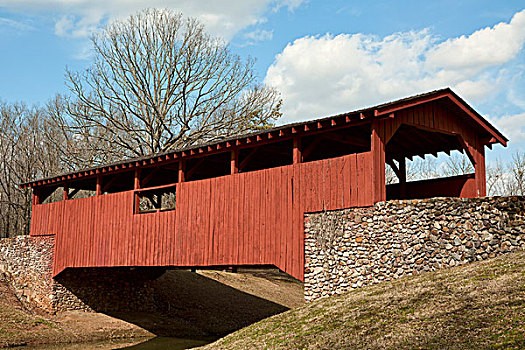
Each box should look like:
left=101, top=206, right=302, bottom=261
left=21, top=88, right=507, bottom=281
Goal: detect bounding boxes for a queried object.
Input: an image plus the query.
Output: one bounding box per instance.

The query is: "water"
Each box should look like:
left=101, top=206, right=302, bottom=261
left=14, top=337, right=213, bottom=350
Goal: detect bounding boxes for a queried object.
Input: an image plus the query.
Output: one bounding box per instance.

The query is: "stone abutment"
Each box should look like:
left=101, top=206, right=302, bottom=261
left=304, top=196, right=525, bottom=301
left=0, top=235, right=164, bottom=312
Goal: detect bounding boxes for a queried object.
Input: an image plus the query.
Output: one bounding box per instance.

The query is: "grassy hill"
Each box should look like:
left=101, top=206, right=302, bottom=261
left=201, top=250, right=525, bottom=350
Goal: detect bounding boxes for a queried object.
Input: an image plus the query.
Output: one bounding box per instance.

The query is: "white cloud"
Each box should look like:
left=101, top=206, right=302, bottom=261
left=265, top=9, right=525, bottom=123
left=0, top=16, right=34, bottom=31
left=272, top=0, right=304, bottom=12
left=0, top=0, right=305, bottom=40
left=427, top=9, right=525, bottom=72
left=244, top=29, right=273, bottom=43
left=489, top=113, right=525, bottom=144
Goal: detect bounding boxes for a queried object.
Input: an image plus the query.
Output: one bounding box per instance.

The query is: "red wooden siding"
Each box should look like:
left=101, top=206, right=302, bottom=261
left=379, top=101, right=486, bottom=197
left=31, top=152, right=374, bottom=281
left=28, top=94, right=500, bottom=283
left=386, top=174, right=476, bottom=200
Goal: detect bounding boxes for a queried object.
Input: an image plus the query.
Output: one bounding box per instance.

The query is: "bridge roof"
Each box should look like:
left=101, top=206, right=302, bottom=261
left=21, top=88, right=507, bottom=189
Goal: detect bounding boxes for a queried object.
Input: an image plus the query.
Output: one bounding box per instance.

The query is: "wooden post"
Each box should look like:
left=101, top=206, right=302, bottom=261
left=63, top=184, right=69, bottom=201
left=33, top=190, right=40, bottom=205
left=458, top=134, right=486, bottom=197
left=474, top=144, right=486, bottom=197
left=134, top=168, right=140, bottom=213
left=96, top=175, right=102, bottom=196
left=178, top=160, right=185, bottom=183
left=293, top=136, right=302, bottom=164
left=371, top=121, right=386, bottom=203
left=399, top=157, right=407, bottom=199
left=231, top=150, right=238, bottom=174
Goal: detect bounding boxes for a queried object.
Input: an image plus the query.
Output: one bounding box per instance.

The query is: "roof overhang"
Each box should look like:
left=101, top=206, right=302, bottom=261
left=20, top=88, right=508, bottom=189
left=374, top=88, right=507, bottom=147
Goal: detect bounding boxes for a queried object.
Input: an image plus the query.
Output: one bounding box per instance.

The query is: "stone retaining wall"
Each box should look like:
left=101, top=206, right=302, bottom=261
left=0, top=235, right=164, bottom=313
left=304, top=196, right=525, bottom=302
left=0, top=235, right=55, bottom=311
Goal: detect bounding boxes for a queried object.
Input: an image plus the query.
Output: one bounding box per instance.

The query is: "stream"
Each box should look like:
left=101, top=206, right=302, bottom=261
left=14, top=337, right=214, bottom=349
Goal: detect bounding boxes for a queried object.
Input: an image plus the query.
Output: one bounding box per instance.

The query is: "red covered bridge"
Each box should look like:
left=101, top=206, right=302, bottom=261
left=21, top=89, right=507, bottom=281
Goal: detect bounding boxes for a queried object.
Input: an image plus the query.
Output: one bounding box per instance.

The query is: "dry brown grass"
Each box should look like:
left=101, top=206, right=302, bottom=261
left=200, top=251, right=525, bottom=350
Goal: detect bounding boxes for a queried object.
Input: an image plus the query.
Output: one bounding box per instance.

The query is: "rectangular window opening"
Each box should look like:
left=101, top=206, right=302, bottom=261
left=134, top=184, right=176, bottom=214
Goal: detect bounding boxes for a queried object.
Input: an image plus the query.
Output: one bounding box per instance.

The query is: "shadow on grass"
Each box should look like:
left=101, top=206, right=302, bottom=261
left=55, top=268, right=290, bottom=338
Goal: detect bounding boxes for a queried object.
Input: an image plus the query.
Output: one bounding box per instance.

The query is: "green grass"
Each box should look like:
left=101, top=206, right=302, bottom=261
left=201, top=250, right=525, bottom=350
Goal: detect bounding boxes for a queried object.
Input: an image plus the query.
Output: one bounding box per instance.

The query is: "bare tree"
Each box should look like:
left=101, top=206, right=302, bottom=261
left=441, top=152, right=474, bottom=177
left=0, top=102, right=63, bottom=236
left=57, top=9, right=281, bottom=167
left=386, top=152, right=475, bottom=185
left=385, top=164, right=398, bottom=184
left=485, top=152, right=525, bottom=196
left=508, top=151, right=525, bottom=195
left=407, top=156, right=440, bottom=181
left=486, top=159, right=507, bottom=196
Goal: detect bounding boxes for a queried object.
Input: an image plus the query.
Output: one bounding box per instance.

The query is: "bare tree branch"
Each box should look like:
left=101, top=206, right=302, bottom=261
left=57, top=9, right=281, bottom=167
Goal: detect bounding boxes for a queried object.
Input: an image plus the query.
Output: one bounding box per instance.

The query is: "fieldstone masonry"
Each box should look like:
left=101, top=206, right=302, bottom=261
left=0, top=235, right=56, bottom=311
left=0, top=235, right=162, bottom=312
left=304, top=196, right=525, bottom=302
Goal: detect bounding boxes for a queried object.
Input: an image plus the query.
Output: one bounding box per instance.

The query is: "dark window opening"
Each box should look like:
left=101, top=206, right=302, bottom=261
left=385, top=124, right=475, bottom=200
left=140, top=163, right=179, bottom=187
left=186, top=152, right=230, bottom=181
left=102, top=170, right=135, bottom=193
left=239, top=139, right=293, bottom=172
left=135, top=185, right=176, bottom=214
left=301, top=124, right=371, bottom=163
left=40, top=185, right=64, bottom=204
left=67, top=177, right=97, bottom=199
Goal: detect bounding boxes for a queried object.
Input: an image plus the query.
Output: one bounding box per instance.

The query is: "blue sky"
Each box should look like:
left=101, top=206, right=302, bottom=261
left=0, top=0, right=524, bottom=162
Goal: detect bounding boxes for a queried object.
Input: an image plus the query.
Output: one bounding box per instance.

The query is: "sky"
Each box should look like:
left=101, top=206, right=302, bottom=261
left=0, top=0, right=524, bottom=163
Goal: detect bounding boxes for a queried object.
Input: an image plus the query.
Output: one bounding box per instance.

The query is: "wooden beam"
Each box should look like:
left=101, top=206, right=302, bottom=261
left=445, top=93, right=507, bottom=146
left=322, top=133, right=369, bottom=148
left=134, top=182, right=178, bottom=193
left=186, top=158, right=206, bottom=180
left=145, top=193, right=160, bottom=209
left=142, top=167, right=161, bottom=187
left=134, top=168, right=141, bottom=214
left=96, top=175, right=102, bottom=196
left=231, top=150, right=238, bottom=174
left=386, top=158, right=401, bottom=179
left=38, top=187, right=55, bottom=204
left=134, top=168, right=141, bottom=189
left=102, top=173, right=122, bottom=192
left=456, top=134, right=476, bottom=165
left=293, top=136, right=302, bottom=164
left=375, top=93, right=447, bottom=117
left=32, top=190, right=40, bottom=205
left=178, top=161, right=185, bottom=183
left=63, top=184, right=69, bottom=201
left=239, top=148, right=258, bottom=171
left=399, top=157, right=407, bottom=199
left=67, top=188, right=80, bottom=199
left=302, top=138, right=322, bottom=160
left=371, top=121, right=385, bottom=203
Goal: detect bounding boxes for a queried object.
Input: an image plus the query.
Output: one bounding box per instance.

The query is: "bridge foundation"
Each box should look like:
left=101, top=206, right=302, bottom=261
left=0, top=235, right=166, bottom=312
left=304, top=196, right=525, bottom=301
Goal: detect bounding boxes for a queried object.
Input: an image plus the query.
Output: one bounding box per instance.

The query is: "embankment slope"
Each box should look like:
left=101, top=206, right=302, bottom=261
left=201, top=250, right=525, bottom=350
